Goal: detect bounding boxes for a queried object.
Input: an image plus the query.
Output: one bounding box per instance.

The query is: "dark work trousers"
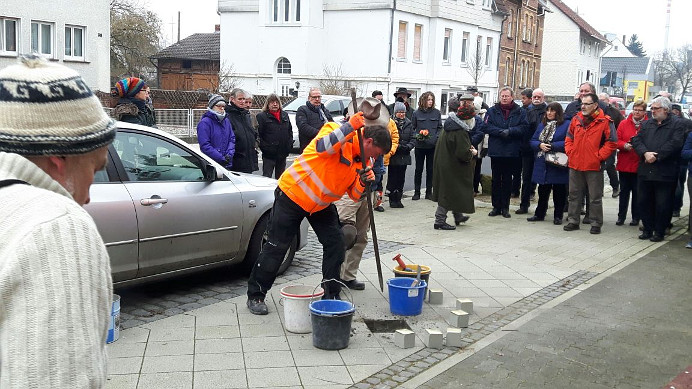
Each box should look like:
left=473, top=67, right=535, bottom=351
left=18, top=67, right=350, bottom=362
left=520, top=155, right=537, bottom=209
left=617, top=172, right=640, bottom=222
left=511, top=160, right=522, bottom=196
left=567, top=169, right=604, bottom=227
left=473, top=157, right=483, bottom=193
left=491, top=157, right=519, bottom=211
left=638, top=179, right=676, bottom=236
left=604, top=152, right=619, bottom=190
left=414, top=147, right=435, bottom=193
left=674, top=164, right=687, bottom=213
left=533, top=184, right=567, bottom=220
left=247, top=188, right=344, bottom=299
left=261, top=157, right=287, bottom=179
left=386, top=165, right=407, bottom=194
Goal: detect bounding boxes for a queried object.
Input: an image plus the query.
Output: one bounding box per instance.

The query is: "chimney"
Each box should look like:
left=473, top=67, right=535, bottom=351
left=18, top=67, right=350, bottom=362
left=622, top=35, right=626, bottom=45
left=215, top=24, right=220, bottom=32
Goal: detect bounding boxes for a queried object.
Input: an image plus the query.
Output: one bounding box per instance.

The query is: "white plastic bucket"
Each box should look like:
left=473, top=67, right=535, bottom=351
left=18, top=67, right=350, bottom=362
left=106, top=294, right=121, bottom=344
left=280, top=285, right=324, bottom=333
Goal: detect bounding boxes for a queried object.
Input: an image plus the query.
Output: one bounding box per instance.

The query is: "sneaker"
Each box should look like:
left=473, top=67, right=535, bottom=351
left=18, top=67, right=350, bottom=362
left=589, top=226, right=601, bottom=234
left=515, top=207, right=528, bottom=215
left=612, top=188, right=620, bottom=198
left=342, top=279, right=365, bottom=291
left=247, top=298, right=268, bottom=315
left=434, top=222, right=456, bottom=230
left=685, top=241, right=692, bottom=249
left=563, top=223, right=580, bottom=231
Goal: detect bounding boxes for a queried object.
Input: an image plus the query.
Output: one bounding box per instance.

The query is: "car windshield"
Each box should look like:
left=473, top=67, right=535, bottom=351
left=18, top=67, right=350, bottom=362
left=283, top=98, right=305, bottom=112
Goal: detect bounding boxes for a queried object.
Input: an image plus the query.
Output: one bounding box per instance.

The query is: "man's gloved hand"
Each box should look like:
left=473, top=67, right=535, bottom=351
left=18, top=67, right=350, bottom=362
left=349, top=111, right=365, bottom=130
left=499, top=129, right=510, bottom=139
left=357, top=166, right=375, bottom=185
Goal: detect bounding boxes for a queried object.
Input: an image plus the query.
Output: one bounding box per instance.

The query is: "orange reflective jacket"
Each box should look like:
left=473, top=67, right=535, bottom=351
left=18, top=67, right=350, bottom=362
left=278, top=122, right=365, bottom=214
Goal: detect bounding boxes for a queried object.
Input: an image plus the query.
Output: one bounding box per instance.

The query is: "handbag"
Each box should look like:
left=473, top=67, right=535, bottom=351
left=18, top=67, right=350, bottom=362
left=545, top=151, right=568, bottom=168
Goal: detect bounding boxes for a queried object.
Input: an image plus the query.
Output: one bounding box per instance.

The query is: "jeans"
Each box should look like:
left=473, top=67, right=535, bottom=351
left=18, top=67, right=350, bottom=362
left=567, top=169, right=604, bottom=227
left=261, top=157, right=287, bottom=179
left=617, top=172, right=640, bottom=222
left=490, top=157, right=519, bottom=210
left=533, top=184, right=566, bottom=220
left=638, top=179, right=676, bottom=236
left=414, top=148, right=435, bottom=193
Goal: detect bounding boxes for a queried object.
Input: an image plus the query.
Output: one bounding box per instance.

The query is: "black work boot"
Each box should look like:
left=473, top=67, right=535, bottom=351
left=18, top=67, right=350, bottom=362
left=247, top=298, right=268, bottom=315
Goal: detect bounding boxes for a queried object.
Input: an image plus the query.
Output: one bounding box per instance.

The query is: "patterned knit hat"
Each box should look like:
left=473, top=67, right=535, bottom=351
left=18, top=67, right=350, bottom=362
left=208, top=94, right=225, bottom=109
left=115, top=77, right=146, bottom=98
left=0, top=55, right=116, bottom=155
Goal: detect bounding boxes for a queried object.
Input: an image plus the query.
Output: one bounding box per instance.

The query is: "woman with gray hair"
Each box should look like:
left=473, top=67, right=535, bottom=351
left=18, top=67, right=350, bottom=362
left=256, top=94, right=293, bottom=178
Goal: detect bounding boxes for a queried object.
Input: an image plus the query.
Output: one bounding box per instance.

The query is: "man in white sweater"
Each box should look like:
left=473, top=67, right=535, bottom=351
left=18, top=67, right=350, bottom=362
left=0, top=55, right=116, bottom=388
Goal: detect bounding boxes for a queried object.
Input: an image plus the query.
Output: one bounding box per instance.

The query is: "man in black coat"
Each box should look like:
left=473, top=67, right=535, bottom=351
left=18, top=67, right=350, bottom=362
left=225, top=88, right=259, bottom=173
left=516, top=88, right=546, bottom=214
left=631, top=97, right=686, bottom=242
left=295, top=87, right=333, bottom=152
left=387, top=87, right=414, bottom=120
left=599, top=93, right=625, bottom=198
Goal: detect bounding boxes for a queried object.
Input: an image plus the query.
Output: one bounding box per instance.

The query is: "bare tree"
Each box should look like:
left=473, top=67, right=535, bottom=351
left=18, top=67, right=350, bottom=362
left=318, top=64, right=364, bottom=96
left=467, top=44, right=486, bottom=87
left=654, top=45, right=692, bottom=101
left=217, top=61, right=241, bottom=93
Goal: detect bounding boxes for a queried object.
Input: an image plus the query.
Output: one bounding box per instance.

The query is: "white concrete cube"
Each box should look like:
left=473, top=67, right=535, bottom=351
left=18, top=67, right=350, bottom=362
left=448, top=309, right=470, bottom=328
left=428, top=289, right=444, bottom=304
left=394, top=329, right=415, bottom=349
left=424, top=329, right=444, bottom=349
left=455, top=298, right=473, bottom=314
left=446, top=328, right=463, bottom=348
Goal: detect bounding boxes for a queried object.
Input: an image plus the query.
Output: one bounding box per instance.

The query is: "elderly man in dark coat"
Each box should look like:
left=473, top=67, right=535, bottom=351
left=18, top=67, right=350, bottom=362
left=431, top=95, right=483, bottom=230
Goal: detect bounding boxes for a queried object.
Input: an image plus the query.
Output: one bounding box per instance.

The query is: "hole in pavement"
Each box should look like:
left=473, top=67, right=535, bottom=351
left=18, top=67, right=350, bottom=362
left=363, top=318, right=412, bottom=333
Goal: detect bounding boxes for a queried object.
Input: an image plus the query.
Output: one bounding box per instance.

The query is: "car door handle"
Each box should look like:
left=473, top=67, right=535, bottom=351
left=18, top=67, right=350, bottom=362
left=140, top=197, right=169, bottom=206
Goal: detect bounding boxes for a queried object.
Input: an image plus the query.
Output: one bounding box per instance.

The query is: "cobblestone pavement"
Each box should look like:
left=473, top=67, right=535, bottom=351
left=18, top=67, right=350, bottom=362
left=415, top=235, right=692, bottom=389
left=348, top=270, right=598, bottom=389
left=117, top=231, right=411, bottom=329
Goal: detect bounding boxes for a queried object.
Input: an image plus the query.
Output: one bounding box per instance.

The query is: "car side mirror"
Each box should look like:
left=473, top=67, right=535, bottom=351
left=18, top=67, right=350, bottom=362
left=204, top=164, right=219, bottom=181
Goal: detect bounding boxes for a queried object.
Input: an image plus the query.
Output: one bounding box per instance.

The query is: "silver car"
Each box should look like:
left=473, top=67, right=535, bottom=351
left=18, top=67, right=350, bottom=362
left=85, top=122, right=308, bottom=286
left=283, top=95, right=352, bottom=151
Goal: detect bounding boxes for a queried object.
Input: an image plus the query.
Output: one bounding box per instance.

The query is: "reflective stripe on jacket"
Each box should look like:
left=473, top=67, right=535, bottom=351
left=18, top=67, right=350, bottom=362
left=278, top=122, right=365, bottom=214
left=565, top=109, right=617, bottom=171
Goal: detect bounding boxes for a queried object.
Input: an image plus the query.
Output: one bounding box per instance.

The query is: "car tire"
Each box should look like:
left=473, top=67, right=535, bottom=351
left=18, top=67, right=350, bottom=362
left=242, top=214, right=297, bottom=275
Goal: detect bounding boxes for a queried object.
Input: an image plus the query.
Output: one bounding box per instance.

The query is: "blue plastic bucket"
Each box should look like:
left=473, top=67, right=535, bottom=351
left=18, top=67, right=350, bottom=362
left=106, top=294, right=121, bottom=344
left=387, top=278, right=427, bottom=316
left=309, top=299, right=355, bottom=350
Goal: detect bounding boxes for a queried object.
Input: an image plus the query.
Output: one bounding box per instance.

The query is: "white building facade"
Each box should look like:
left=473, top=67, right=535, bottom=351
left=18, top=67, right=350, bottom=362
left=0, top=0, right=111, bottom=91
left=539, top=0, right=606, bottom=99
left=218, top=0, right=504, bottom=112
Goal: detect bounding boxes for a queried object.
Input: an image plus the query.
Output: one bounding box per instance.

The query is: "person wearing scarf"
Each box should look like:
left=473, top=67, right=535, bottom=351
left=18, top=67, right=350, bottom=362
left=615, top=99, right=647, bottom=227
left=430, top=95, right=483, bottom=230
left=197, top=94, right=236, bottom=169
left=526, top=102, right=570, bottom=225
left=112, top=77, right=157, bottom=127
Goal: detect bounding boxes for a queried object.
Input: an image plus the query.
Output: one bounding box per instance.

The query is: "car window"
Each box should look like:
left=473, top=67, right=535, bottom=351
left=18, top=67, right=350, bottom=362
left=326, top=100, right=343, bottom=116
left=113, top=132, right=205, bottom=182
left=282, top=98, right=304, bottom=112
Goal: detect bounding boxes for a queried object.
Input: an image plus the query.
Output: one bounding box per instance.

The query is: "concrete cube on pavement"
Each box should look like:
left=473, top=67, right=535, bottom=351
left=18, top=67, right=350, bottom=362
left=394, top=329, right=415, bottom=349
left=428, top=289, right=444, bottom=304
left=455, top=298, right=473, bottom=314
left=446, top=328, right=463, bottom=347
left=424, top=329, right=444, bottom=349
left=448, top=310, right=470, bottom=328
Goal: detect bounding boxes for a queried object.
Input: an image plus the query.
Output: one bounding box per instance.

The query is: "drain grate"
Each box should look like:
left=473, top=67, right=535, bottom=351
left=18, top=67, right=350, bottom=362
left=363, top=318, right=411, bottom=333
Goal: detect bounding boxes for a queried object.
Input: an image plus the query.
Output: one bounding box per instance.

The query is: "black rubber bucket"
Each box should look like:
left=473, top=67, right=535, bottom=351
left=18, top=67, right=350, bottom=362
left=309, top=300, right=355, bottom=350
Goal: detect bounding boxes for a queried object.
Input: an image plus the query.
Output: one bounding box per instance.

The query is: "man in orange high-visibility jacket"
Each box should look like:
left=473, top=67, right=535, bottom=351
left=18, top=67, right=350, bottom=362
left=246, top=109, right=392, bottom=315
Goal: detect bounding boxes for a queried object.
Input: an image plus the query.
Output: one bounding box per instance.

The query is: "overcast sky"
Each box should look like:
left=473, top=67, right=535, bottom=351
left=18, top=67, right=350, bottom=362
left=146, top=0, right=690, bottom=55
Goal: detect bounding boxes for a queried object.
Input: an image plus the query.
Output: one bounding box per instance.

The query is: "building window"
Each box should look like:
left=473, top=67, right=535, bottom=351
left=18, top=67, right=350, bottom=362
left=31, top=21, right=54, bottom=57
left=0, top=17, right=18, bottom=54
left=482, top=0, right=492, bottom=7
left=295, top=0, right=300, bottom=21
left=581, top=38, right=586, bottom=54
left=485, top=37, right=492, bottom=67
left=277, top=57, right=291, bottom=74
left=397, top=21, right=407, bottom=59
left=461, top=31, right=469, bottom=63
left=528, top=16, right=533, bottom=42
left=64, top=25, right=85, bottom=59
left=505, top=57, right=511, bottom=86
left=523, top=14, right=528, bottom=41
left=507, top=10, right=513, bottom=38
left=413, top=24, right=422, bottom=62
left=270, top=0, right=301, bottom=23
left=443, top=29, right=452, bottom=63
left=588, top=41, right=592, bottom=56
left=535, top=19, right=540, bottom=46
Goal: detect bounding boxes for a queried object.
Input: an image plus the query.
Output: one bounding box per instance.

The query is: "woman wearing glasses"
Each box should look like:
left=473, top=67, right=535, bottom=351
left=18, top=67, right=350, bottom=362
left=197, top=94, right=235, bottom=170
left=615, top=100, right=647, bottom=227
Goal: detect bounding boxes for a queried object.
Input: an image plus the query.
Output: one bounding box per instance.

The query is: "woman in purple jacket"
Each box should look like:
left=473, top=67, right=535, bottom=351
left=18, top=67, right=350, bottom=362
left=197, top=94, right=236, bottom=169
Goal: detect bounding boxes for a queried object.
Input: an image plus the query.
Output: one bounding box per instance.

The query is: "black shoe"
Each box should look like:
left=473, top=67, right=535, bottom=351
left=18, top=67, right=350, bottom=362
left=629, top=219, right=639, bottom=226
left=563, top=223, right=580, bottom=231
left=342, top=224, right=357, bottom=251
left=488, top=208, right=500, bottom=217
left=553, top=218, right=563, bottom=225
left=374, top=205, right=385, bottom=212
left=527, top=216, right=544, bottom=222
left=455, top=215, right=470, bottom=225
left=434, top=222, right=456, bottom=230
left=515, top=207, right=528, bottom=215
left=247, top=298, right=268, bottom=315
left=322, top=293, right=342, bottom=300
left=650, top=234, right=664, bottom=242
left=390, top=202, right=404, bottom=208
left=342, top=279, right=365, bottom=291
left=590, top=226, right=601, bottom=234
left=425, top=192, right=432, bottom=200
left=672, top=210, right=680, bottom=217
left=501, top=209, right=511, bottom=218
left=615, top=219, right=625, bottom=226
left=582, top=218, right=592, bottom=224
left=638, top=231, right=653, bottom=240
left=412, top=192, right=421, bottom=201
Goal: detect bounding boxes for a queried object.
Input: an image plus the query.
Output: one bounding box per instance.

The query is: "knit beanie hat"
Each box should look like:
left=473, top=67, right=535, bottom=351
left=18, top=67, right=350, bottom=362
left=447, top=97, right=460, bottom=112
left=115, top=77, right=146, bottom=98
left=0, top=55, right=116, bottom=155
left=394, top=101, right=406, bottom=113
left=208, top=94, right=225, bottom=109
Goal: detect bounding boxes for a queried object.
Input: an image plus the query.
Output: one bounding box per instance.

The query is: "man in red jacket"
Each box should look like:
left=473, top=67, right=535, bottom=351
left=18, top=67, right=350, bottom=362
left=563, top=93, right=617, bottom=234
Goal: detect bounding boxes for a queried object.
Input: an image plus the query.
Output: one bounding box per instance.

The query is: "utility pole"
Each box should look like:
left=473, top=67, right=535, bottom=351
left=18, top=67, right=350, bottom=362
left=177, top=11, right=181, bottom=43
left=664, top=0, right=671, bottom=53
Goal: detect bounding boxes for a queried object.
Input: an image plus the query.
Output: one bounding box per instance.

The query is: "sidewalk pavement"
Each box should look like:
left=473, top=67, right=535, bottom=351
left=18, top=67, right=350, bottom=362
left=105, top=188, right=689, bottom=389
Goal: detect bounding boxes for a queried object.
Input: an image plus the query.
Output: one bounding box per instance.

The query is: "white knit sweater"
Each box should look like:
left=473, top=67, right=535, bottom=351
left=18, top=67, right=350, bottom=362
left=0, top=152, right=112, bottom=388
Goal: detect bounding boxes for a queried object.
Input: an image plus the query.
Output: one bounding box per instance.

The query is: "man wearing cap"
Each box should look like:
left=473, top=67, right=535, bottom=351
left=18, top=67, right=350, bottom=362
left=467, top=86, right=489, bottom=110
left=387, top=87, right=414, bottom=120
left=246, top=98, right=392, bottom=315
left=0, top=56, right=116, bottom=387
left=113, top=76, right=156, bottom=127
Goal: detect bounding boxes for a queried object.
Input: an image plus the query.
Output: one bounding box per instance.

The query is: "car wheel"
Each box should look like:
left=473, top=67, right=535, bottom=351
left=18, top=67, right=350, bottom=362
left=242, top=214, right=297, bottom=275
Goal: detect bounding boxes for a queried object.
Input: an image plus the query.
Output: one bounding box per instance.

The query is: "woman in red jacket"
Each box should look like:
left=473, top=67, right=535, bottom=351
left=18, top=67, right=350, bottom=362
left=615, top=100, right=647, bottom=226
